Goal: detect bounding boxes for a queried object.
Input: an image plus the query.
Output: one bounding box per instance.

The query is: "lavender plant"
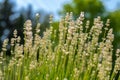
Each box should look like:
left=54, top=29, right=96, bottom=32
left=0, top=12, right=120, bottom=80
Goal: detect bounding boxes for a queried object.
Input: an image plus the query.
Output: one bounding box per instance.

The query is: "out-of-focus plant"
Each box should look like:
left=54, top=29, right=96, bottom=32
left=60, top=0, right=105, bottom=19
left=108, top=10, right=120, bottom=49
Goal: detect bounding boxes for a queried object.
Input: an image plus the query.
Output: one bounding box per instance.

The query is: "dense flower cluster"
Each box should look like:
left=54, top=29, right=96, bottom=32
left=0, top=12, right=120, bottom=80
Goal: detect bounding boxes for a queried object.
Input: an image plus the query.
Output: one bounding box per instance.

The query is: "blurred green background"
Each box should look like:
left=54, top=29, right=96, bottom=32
left=0, top=0, right=120, bottom=52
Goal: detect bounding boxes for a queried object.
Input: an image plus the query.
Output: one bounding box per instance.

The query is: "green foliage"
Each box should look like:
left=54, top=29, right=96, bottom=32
left=107, top=10, right=120, bottom=50
left=60, top=0, right=105, bottom=19
left=108, top=10, right=120, bottom=32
